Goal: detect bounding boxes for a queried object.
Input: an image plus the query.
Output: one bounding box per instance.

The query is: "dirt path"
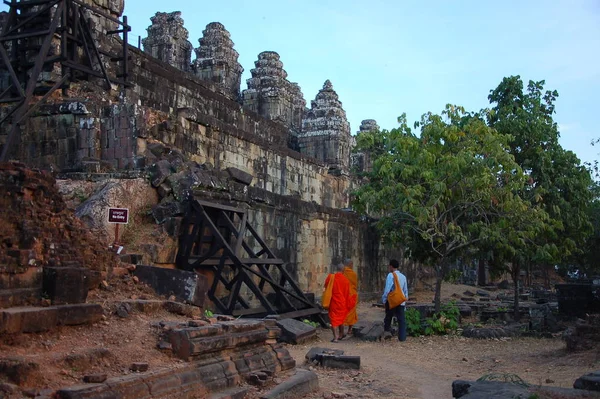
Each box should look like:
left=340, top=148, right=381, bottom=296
left=285, top=303, right=600, bottom=399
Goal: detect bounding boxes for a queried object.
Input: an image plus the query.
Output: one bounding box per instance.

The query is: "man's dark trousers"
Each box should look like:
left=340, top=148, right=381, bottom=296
left=384, top=302, right=406, bottom=341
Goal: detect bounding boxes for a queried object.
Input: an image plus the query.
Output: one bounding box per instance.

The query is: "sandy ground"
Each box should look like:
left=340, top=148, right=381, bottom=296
left=1, top=282, right=597, bottom=399
left=281, top=285, right=600, bottom=399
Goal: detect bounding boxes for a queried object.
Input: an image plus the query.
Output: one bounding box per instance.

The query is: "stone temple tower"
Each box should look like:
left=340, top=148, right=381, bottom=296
left=142, top=12, right=193, bottom=72
left=242, top=51, right=306, bottom=150
left=192, top=22, right=244, bottom=101
left=300, top=80, right=351, bottom=174
left=351, top=119, right=380, bottom=173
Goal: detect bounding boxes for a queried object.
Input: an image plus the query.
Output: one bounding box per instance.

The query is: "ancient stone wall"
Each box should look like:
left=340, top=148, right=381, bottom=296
left=0, top=162, right=116, bottom=275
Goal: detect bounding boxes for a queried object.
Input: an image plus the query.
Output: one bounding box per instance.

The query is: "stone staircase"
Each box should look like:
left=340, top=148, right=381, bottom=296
left=0, top=265, right=103, bottom=334
left=0, top=265, right=43, bottom=309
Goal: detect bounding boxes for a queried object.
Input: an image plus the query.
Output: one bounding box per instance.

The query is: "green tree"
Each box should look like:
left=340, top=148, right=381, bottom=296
left=353, top=105, right=530, bottom=312
left=488, top=76, right=593, bottom=288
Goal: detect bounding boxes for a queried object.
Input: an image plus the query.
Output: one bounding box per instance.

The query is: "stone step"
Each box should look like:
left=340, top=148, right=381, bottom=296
left=0, top=288, right=41, bottom=309
left=169, top=320, right=272, bottom=361
left=0, top=266, right=43, bottom=291
left=209, top=386, right=249, bottom=399
left=0, top=304, right=103, bottom=334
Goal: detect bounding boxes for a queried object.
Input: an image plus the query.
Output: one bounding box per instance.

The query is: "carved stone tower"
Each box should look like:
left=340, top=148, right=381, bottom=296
left=300, top=80, right=351, bottom=174
left=142, top=12, right=193, bottom=72
left=351, top=119, right=380, bottom=173
left=242, top=51, right=306, bottom=149
left=192, top=22, right=244, bottom=101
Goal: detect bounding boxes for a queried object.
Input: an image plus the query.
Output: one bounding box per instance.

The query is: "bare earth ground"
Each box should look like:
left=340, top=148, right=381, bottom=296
left=0, top=282, right=598, bottom=399
left=283, top=284, right=600, bottom=399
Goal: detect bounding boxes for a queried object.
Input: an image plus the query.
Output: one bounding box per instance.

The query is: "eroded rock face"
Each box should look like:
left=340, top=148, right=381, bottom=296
left=243, top=51, right=306, bottom=148
left=65, top=178, right=158, bottom=243
left=300, top=80, right=352, bottom=174
left=142, top=11, right=193, bottom=72
left=193, top=22, right=244, bottom=101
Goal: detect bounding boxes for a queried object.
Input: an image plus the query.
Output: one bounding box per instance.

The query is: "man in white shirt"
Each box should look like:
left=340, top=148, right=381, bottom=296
left=381, top=258, right=409, bottom=341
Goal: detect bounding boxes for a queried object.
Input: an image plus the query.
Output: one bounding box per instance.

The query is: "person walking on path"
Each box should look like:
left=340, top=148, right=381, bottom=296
left=324, top=263, right=355, bottom=342
left=342, top=258, right=358, bottom=338
left=382, top=259, right=409, bottom=341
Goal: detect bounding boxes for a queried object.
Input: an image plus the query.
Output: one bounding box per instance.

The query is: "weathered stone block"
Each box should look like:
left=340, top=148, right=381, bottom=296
left=276, top=318, right=316, bottom=344
left=574, top=370, right=600, bottom=391
left=226, top=167, right=253, bottom=186
left=259, top=369, right=318, bottom=399
left=210, top=387, right=249, bottom=399
left=57, top=304, right=103, bottom=326
left=321, top=355, right=360, bottom=370
left=362, top=323, right=385, bottom=342
left=151, top=200, right=184, bottom=224
left=133, top=265, right=207, bottom=307
left=83, top=374, right=107, bottom=384
left=43, top=267, right=89, bottom=305
left=305, top=347, right=344, bottom=363
left=0, top=306, right=58, bottom=333
left=150, top=160, right=172, bottom=188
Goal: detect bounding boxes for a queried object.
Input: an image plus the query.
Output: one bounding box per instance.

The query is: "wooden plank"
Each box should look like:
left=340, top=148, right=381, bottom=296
left=232, top=306, right=267, bottom=317
left=277, top=307, right=322, bottom=319
left=188, top=257, right=284, bottom=266
left=196, top=199, right=245, bottom=215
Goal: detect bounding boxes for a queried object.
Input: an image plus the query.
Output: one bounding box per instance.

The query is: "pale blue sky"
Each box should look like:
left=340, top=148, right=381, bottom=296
left=3, top=1, right=599, bottom=166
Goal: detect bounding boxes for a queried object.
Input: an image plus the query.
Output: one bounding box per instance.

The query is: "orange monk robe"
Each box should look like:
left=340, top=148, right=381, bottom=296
left=324, top=272, right=354, bottom=327
left=342, top=267, right=358, bottom=326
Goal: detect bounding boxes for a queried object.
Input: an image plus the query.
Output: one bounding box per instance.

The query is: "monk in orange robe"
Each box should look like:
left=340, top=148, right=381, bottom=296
left=324, top=263, right=355, bottom=342
left=342, top=258, right=358, bottom=337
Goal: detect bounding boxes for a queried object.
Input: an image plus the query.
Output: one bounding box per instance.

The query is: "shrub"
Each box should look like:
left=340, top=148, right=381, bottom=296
left=405, top=308, right=422, bottom=336
left=424, top=300, right=460, bottom=335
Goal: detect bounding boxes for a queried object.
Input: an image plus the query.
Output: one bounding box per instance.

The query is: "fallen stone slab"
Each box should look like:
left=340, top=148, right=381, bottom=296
left=476, top=290, right=490, bottom=297
left=259, top=369, right=319, bottom=399
left=321, top=355, right=360, bottom=370
left=276, top=318, right=317, bottom=344
left=209, top=386, right=249, bottom=399
left=305, top=347, right=344, bottom=363
left=350, top=320, right=372, bottom=338
left=226, top=167, right=253, bottom=185
left=575, top=370, right=600, bottom=391
left=0, top=306, right=58, bottom=333
left=83, top=374, right=107, bottom=383
left=0, top=304, right=103, bottom=334
left=133, top=265, right=208, bottom=307
left=362, top=323, right=385, bottom=342
left=454, top=380, right=600, bottom=398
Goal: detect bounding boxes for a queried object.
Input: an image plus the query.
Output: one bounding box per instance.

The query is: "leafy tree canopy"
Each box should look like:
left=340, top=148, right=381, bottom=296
left=353, top=105, right=533, bottom=310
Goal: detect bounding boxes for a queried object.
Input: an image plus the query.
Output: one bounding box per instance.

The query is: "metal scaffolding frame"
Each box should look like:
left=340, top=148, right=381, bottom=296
left=0, top=0, right=130, bottom=161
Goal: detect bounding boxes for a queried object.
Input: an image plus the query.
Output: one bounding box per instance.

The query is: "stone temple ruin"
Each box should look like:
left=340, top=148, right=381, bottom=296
left=1, top=2, right=600, bottom=398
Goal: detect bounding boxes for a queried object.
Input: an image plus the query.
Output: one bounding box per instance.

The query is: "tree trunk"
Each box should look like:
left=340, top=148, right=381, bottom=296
left=477, top=257, right=487, bottom=286
left=434, top=273, right=442, bottom=313
left=434, top=258, right=449, bottom=313
left=511, top=262, right=520, bottom=321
